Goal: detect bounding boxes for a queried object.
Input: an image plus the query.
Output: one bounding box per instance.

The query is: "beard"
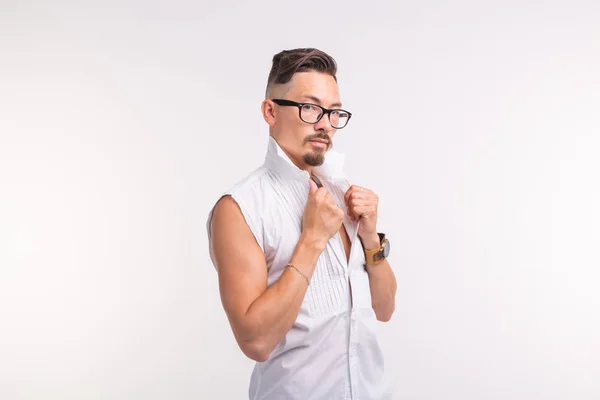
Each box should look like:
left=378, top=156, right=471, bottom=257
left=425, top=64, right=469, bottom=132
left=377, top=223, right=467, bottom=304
left=303, top=151, right=326, bottom=166
left=303, top=134, right=331, bottom=166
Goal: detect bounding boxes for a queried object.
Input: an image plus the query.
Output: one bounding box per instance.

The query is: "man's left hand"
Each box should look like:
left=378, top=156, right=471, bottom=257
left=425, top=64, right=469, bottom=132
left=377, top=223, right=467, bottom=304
left=344, top=185, right=379, bottom=243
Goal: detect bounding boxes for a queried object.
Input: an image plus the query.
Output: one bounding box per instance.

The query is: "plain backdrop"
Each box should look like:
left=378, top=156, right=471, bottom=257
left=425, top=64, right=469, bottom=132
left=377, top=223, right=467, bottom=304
left=1, top=1, right=599, bottom=399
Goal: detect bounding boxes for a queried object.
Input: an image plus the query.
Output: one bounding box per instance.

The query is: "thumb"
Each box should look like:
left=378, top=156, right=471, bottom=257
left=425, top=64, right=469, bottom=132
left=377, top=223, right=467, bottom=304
left=308, top=178, right=318, bottom=194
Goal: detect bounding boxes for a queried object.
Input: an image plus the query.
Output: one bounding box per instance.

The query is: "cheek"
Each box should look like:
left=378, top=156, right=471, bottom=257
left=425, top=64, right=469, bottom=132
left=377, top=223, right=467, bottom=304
left=280, top=113, right=306, bottom=133
left=296, top=126, right=315, bottom=144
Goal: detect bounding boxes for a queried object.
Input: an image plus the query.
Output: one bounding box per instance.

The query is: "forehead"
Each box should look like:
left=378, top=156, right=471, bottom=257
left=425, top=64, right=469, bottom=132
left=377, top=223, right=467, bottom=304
left=286, top=71, right=341, bottom=107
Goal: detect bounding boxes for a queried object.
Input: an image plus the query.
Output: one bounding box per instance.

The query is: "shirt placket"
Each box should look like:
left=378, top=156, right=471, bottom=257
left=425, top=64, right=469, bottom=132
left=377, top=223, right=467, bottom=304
left=348, top=307, right=359, bottom=399
left=347, top=218, right=360, bottom=399
left=324, top=177, right=361, bottom=399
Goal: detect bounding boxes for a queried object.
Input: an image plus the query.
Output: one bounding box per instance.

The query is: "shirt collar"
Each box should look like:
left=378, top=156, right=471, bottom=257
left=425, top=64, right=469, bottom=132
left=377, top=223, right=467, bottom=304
left=264, top=135, right=347, bottom=182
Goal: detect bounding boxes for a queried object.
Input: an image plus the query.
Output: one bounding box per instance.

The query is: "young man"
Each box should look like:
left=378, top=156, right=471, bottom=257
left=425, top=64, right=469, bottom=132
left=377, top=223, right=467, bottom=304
left=207, top=48, right=396, bottom=399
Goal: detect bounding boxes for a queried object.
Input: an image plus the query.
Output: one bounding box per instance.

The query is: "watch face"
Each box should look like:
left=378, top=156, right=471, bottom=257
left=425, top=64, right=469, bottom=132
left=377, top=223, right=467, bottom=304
left=382, top=240, right=390, bottom=258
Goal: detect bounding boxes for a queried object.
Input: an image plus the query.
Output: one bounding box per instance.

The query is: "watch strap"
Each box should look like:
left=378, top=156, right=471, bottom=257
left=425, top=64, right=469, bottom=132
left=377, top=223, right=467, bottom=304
left=363, top=233, right=386, bottom=265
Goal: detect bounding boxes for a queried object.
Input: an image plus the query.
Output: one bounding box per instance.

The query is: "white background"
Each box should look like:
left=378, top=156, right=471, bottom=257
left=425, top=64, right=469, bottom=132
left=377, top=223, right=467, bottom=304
left=1, top=1, right=599, bottom=399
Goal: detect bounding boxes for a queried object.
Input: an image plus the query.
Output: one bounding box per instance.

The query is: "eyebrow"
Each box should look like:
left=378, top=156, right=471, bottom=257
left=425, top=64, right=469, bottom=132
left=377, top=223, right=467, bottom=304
left=302, top=95, right=342, bottom=109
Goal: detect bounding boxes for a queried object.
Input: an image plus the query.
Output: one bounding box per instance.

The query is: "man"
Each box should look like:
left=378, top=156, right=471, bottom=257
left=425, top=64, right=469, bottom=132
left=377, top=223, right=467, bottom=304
left=207, top=48, right=397, bottom=399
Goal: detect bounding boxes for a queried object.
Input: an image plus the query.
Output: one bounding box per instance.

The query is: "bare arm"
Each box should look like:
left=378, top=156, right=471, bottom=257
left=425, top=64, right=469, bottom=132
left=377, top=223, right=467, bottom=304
left=210, top=195, right=328, bottom=362
left=360, top=236, right=397, bottom=322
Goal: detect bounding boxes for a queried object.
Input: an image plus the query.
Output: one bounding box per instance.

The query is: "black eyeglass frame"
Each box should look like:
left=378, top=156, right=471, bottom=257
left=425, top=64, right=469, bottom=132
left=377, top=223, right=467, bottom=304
left=271, top=99, right=353, bottom=129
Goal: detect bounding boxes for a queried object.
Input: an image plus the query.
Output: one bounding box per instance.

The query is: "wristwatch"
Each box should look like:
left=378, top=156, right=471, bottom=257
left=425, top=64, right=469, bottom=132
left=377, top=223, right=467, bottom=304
left=363, top=233, right=390, bottom=266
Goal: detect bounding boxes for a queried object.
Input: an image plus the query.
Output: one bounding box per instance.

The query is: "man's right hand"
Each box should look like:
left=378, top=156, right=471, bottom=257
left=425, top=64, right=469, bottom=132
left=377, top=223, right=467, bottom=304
left=302, top=179, right=345, bottom=248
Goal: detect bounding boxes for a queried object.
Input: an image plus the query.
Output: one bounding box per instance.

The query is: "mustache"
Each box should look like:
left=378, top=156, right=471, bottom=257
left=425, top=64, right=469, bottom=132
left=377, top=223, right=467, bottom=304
left=305, top=134, right=332, bottom=146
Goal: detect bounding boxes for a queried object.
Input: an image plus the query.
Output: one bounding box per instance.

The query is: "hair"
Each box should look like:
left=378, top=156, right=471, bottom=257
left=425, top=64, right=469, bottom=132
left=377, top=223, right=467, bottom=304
left=266, top=48, right=337, bottom=97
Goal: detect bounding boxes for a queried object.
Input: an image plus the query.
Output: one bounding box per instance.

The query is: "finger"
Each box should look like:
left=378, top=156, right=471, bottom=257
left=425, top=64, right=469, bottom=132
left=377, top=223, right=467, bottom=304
left=345, top=185, right=361, bottom=205
left=346, top=185, right=375, bottom=203
left=347, top=198, right=373, bottom=208
left=348, top=197, right=377, bottom=213
left=315, top=186, right=330, bottom=201
left=348, top=199, right=376, bottom=211
left=346, top=203, right=362, bottom=220
left=308, top=179, right=318, bottom=194
left=344, top=184, right=358, bottom=204
left=348, top=209, right=362, bottom=221
left=351, top=205, right=377, bottom=218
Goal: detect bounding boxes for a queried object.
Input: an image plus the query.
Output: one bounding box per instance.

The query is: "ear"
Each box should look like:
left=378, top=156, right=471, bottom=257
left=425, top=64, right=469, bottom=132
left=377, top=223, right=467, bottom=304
left=261, top=99, right=276, bottom=127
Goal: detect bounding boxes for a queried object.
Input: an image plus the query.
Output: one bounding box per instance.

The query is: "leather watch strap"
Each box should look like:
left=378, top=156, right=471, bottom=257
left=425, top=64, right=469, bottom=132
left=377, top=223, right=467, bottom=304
left=363, top=233, right=386, bottom=265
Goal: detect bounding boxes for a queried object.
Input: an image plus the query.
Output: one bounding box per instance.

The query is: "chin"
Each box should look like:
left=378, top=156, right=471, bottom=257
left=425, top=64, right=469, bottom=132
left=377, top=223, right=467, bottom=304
left=303, top=153, right=325, bottom=167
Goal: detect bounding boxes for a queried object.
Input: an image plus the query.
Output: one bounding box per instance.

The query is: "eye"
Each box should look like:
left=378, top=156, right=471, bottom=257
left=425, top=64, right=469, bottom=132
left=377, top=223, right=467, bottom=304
left=302, top=104, right=316, bottom=111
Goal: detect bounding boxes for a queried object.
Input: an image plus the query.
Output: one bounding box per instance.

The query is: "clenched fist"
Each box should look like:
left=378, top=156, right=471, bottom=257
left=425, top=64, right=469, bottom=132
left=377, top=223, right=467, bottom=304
left=344, top=184, right=379, bottom=240
left=301, top=179, right=345, bottom=248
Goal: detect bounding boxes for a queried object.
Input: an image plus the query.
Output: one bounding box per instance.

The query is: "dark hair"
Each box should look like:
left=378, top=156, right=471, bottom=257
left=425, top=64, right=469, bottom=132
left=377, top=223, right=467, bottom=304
left=266, top=48, right=337, bottom=94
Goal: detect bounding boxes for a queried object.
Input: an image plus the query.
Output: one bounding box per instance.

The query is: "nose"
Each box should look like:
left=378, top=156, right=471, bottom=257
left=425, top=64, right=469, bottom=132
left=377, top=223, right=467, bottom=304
left=313, top=112, right=333, bottom=132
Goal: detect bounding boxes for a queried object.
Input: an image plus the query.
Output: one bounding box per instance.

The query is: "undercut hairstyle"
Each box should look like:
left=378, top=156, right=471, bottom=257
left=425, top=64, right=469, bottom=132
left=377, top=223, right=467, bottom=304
left=266, top=48, right=338, bottom=97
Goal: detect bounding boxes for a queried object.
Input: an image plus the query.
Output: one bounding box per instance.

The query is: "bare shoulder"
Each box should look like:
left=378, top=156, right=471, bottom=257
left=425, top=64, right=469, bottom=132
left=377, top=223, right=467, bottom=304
left=211, top=195, right=247, bottom=235
left=210, top=195, right=263, bottom=255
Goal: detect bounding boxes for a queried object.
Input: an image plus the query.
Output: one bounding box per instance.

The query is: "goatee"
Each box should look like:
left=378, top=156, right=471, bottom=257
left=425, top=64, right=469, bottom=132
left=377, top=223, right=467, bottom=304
left=303, top=152, right=325, bottom=166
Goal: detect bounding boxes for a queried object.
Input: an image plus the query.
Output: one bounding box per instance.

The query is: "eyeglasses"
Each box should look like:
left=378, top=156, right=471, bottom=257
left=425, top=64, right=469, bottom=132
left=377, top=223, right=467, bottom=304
left=271, top=99, right=352, bottom=129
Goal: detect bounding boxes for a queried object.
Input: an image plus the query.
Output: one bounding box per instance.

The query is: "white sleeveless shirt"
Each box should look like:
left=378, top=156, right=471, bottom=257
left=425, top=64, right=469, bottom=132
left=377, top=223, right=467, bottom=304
left=207, top=136, right=391, bottom=400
